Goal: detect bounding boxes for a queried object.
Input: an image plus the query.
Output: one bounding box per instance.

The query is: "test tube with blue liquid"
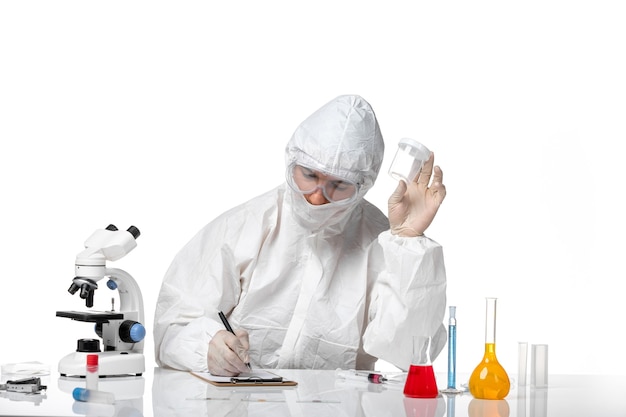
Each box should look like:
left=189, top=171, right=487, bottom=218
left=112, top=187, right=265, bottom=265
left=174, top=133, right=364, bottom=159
left=447, top=306, right=457, bottom=390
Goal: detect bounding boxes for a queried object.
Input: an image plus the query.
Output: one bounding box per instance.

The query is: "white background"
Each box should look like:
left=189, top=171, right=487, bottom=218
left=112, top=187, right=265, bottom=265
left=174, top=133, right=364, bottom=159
left=1, top=1, right=625, bottom=379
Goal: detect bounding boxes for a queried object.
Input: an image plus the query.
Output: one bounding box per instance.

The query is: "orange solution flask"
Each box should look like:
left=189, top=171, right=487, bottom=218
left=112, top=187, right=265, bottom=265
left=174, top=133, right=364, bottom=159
left=404, top=335, right=439, bottom=398
left=469, top=297, right=510, bottom=400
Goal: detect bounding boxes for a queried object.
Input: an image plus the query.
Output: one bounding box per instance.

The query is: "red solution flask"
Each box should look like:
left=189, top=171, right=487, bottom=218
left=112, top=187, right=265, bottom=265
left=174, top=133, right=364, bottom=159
left=404, top=336, right=439, bottom=398
left=404, top=364, right=439, bottom=398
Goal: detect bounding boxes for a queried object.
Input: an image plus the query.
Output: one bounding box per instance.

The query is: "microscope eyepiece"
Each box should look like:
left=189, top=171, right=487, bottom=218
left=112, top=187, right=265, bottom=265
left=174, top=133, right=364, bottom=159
left=105, top=223, right=140, bottom=239
left=127, top=226, right=140, bottom=239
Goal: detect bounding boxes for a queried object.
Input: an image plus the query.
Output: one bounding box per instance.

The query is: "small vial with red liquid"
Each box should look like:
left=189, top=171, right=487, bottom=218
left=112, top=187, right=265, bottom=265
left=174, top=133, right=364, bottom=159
left=86, top=354, right=99, bottom=390
left=404, top=335, right=439, bottom=398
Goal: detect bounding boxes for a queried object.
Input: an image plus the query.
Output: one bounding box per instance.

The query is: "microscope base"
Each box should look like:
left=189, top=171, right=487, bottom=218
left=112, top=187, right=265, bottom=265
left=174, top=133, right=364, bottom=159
left=58, top=351, right=145, bottom=377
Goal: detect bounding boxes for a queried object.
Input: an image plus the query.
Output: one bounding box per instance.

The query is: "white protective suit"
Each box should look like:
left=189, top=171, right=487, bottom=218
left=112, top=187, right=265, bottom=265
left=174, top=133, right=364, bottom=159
left=154, top=95, right=447, bottom=372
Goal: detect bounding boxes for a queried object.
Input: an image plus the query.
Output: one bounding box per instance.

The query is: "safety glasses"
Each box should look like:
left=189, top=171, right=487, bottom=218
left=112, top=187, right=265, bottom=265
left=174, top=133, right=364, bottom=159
left=286, top=164, right=360, bottom=205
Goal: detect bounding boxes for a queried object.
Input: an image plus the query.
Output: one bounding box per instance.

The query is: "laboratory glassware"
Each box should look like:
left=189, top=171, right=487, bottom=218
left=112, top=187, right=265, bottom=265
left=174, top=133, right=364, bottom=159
left=388, top=138, right=431, bottom=183
left=518, top=342, right=528, bottom=386
left=73, top=387, right=115, bottom=404
left=447, top=306, right=457, bottom=389
left=404, top=335, right=439, bottom=398
left=531, top=344, right=549, bottom=388
left=469, top=297, right=510, bottom=400
left=85, top=354, right=99, bottom=391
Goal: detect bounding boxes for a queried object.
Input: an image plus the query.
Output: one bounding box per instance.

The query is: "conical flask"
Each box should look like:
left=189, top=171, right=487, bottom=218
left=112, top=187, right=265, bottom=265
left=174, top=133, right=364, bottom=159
left=469, top=297, right=510, bottom=400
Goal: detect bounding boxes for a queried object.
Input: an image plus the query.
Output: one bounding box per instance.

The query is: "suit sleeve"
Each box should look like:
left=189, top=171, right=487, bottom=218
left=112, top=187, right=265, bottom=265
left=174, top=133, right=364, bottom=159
left=363, top=230, right=447, bottom=370
left=153, top=221, right=242, bottom=372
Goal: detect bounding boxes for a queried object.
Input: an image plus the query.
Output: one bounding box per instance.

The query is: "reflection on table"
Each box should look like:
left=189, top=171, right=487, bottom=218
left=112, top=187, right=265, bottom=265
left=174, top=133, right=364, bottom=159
left=2, top=368, right=626, bottom=416
left=151, top=368, right=626, bottom=417
left=0, top=370, right=145, bottom=417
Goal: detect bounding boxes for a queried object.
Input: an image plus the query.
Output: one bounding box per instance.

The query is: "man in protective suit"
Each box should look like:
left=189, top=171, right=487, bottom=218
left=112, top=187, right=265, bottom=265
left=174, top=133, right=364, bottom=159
left=154, top=95, right=448, bottom=376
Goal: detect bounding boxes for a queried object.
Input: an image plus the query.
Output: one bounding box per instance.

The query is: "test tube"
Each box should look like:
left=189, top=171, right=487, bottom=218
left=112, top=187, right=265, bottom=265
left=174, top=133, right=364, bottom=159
left=85, top=354, right=99, bottom=391
left=518, top=342, right=528, bottom=386
left=72, top=387, right=115, bottom=404
left=531, top=344, right=549, bottom=388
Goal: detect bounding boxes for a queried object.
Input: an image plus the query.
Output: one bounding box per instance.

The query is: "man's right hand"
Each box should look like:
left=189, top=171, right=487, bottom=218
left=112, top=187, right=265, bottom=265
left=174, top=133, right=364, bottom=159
left=207, top=329, right=250, bottom=376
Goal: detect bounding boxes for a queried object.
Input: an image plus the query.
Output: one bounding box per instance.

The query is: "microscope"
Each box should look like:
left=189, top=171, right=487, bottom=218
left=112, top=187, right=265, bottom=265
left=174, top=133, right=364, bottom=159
left=56, top=224, right=146, bottom=378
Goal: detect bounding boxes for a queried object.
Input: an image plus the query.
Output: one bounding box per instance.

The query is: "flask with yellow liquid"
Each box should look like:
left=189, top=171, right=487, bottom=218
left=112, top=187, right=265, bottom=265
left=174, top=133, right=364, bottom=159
left=469, top=297, right=510, bottom=400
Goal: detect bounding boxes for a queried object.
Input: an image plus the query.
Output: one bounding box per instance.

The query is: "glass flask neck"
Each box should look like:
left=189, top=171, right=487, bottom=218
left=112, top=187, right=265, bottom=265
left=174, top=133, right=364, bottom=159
left=483, top=342, right=498, bottom=358
left=411, top=335, right=433, bottom=366
left=484, top=297, right=497, bottom=344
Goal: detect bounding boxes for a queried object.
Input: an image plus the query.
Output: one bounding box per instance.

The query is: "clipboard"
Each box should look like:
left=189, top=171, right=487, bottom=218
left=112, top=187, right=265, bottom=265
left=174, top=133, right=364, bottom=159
left=191, top=370, right=298, bottom=387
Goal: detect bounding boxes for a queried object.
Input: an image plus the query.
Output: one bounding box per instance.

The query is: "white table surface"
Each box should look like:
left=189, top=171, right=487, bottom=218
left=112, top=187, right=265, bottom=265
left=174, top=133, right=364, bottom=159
left=2, top=367, right=625, bottom=416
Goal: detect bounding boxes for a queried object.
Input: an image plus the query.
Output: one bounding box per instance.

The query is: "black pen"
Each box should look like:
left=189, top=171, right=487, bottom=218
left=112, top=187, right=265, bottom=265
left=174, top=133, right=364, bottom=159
left=218, top=311, right=252, bottom=370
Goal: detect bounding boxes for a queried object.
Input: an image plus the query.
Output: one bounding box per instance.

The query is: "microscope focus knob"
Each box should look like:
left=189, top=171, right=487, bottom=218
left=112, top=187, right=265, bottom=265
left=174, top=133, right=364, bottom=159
left=119, top=320, right=146, bottom=343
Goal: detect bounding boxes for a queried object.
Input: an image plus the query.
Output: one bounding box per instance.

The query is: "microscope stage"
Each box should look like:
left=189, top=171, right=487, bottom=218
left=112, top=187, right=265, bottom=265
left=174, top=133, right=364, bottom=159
left=56, top=310, right=124, bottom=323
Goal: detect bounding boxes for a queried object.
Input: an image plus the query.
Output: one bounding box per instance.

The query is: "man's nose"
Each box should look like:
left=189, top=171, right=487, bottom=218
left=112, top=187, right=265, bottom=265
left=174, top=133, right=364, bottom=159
left=307, top=186, right=329, bottom=205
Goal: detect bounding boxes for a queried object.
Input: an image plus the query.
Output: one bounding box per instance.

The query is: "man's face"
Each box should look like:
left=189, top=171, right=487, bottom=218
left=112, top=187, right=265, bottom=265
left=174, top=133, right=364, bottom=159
left=290, top=165, right=358, bottom=206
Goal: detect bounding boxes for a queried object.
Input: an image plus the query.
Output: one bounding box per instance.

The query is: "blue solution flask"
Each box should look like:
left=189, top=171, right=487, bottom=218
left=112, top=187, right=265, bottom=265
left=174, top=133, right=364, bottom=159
left=447, top=306, right=457, bottom=389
